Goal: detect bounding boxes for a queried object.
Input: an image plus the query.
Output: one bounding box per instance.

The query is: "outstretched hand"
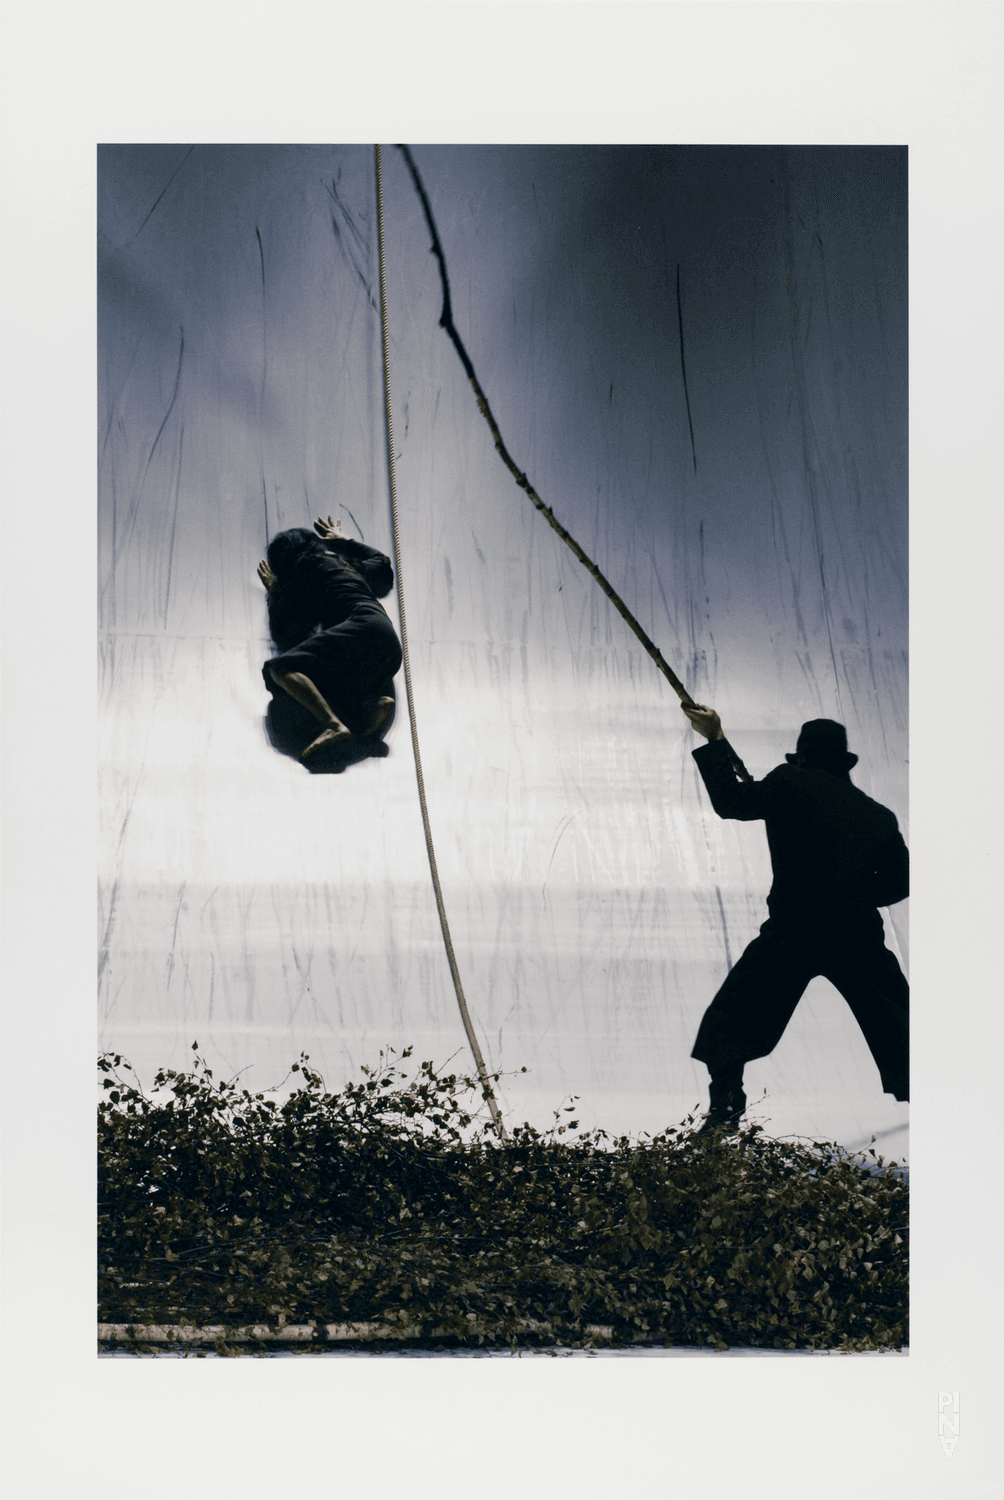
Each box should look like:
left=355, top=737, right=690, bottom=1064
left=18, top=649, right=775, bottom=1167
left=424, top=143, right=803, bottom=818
left=681, top=701, right=725, bottom=741
left=314, top=514, right=342, bottom=541
left=257, top=559, right=276, bottom=592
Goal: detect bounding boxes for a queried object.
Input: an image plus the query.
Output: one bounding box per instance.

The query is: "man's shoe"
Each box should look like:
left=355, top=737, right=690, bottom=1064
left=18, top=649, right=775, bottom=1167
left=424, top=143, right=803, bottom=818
left=697, top=1085, right=746, bottom=1136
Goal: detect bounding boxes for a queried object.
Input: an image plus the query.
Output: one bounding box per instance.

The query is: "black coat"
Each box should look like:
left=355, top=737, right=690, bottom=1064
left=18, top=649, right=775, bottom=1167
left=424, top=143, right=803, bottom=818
left=692, top=737, right=909, bottom=923
left=263, top=539, right=402, bottom=740
left=266, top=538, right=394, bottom=653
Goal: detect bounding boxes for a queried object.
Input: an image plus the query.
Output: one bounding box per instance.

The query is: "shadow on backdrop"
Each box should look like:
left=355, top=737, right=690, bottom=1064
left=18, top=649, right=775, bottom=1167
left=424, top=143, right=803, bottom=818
left=264, top=691, right=396, bottom=773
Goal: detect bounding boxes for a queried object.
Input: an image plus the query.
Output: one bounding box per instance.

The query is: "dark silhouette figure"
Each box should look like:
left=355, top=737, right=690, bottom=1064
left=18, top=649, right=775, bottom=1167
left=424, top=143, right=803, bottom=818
left=259, top=518, right=402, bottom=772
left=681, top=705, right=909, bottom=1133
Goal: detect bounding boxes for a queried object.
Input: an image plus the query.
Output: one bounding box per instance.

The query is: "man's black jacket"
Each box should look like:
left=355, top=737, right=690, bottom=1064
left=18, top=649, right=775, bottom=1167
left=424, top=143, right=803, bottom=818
left=692, top=737, right=909, bottom=923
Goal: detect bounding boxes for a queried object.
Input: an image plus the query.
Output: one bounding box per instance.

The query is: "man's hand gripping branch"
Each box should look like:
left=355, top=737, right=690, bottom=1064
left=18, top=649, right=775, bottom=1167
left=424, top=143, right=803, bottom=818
left=681, top=702, right=725, bottom=741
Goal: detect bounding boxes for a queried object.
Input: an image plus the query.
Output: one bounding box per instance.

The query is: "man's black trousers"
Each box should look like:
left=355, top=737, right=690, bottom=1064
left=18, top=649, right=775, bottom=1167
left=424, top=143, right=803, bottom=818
left=690, top=911, right=909, bottom=1101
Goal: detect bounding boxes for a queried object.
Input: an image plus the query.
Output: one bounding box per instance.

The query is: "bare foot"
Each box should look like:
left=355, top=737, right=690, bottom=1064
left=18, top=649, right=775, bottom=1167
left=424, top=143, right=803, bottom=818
left=361, top=696, right=394, bottom=739
left=300, top=724, right=352, bottom=761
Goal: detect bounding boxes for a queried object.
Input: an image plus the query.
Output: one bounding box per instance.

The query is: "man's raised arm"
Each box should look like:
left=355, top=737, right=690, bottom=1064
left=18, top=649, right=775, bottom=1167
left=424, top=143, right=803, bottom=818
left=681, top=702, right=766, bottom=821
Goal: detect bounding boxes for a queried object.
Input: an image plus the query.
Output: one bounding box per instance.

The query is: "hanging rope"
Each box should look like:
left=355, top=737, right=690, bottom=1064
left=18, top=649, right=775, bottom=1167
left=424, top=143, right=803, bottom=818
left=395, top=144, right=752, bottom=784
left=373, top=145, right=508, bottom=1143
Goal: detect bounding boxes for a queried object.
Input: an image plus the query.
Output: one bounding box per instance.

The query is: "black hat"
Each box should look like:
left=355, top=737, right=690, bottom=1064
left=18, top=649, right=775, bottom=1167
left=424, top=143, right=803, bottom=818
left=785, top=718, right=858, bottom=771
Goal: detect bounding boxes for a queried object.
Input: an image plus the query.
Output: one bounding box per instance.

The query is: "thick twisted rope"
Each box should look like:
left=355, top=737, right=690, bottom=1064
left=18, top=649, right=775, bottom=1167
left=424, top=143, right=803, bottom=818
left=374, top=145, right=508, bottom=1142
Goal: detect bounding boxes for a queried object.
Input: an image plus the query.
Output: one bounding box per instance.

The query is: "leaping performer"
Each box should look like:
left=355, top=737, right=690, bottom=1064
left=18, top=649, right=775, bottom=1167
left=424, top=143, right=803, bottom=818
left=681, top=703, right=909, bottom=1134
left=258, top=516, right=402, bottom=764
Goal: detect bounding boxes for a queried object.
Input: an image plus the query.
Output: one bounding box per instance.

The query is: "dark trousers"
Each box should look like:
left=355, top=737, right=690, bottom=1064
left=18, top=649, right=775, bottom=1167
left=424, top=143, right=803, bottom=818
left=264, top=605, right=403, bottom=735
left=690, top=913, right=909, bottom=1101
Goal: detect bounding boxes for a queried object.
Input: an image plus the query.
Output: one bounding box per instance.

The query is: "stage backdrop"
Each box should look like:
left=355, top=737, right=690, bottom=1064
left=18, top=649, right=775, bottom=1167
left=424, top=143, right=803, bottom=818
left=98, top=144, right=908, bottom=1154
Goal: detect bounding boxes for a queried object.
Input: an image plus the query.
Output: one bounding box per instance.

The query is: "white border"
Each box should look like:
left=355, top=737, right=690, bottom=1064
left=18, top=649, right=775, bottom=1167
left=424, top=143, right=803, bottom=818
left=3, top=3, right=1001, bottom=1496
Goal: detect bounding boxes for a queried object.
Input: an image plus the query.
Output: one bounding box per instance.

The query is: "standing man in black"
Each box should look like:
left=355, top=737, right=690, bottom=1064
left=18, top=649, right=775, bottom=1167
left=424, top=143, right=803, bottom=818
left=681, top=704, right=909, bottom=1132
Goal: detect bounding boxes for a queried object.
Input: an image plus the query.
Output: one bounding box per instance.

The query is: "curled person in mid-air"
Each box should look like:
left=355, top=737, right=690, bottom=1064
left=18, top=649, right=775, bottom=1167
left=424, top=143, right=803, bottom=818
left=681, top=703, right=909, bottom=1134
left=258, top=516, right=402, bottom=764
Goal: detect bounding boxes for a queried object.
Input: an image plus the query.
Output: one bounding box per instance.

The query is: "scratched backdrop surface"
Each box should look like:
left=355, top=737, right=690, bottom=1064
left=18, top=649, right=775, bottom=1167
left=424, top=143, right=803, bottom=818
left=98, top=144, right=908, bottom=1154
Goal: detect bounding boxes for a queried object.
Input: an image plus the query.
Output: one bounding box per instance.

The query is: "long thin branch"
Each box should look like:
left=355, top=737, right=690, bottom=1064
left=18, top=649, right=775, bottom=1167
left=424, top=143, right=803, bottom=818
left=396, top=147, right=694, bottom=708
left=394, top=146, right=752, bottom=781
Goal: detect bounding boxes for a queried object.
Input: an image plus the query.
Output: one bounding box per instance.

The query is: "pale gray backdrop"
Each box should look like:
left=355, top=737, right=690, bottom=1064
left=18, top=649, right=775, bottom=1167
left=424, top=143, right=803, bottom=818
left=98, top=144, right=908, bottom=1152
